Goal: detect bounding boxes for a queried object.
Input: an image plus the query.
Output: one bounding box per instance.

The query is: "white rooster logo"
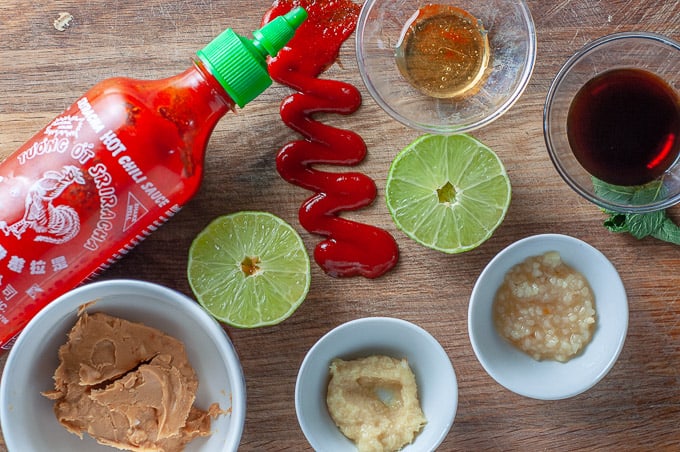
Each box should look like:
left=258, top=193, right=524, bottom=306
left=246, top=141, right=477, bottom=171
left=0, top=165, right=86, bottom=244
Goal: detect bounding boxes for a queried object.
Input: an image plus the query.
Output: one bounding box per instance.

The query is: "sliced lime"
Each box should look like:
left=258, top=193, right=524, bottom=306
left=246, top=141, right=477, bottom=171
left=386, top=134, right=511, bottom=253
left=188, top=211, right=311, bottom=328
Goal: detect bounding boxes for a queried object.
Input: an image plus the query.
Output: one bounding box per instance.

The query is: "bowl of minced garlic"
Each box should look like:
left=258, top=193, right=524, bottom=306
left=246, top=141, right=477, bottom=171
left=0, top=279, right=246, bottom=451
left=468, top=234, right=628, bottom=400
left=295, top=317, right=457, bottom=451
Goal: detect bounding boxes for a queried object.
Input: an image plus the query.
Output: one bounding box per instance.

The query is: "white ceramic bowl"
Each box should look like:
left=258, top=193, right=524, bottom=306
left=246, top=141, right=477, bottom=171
left=468, top=234, right=628, bottom=400
left=296, top=317, right=457, bottom=451
left=356, top=0, right=536, bottom=134
left=0, top=279, right=246, bottom=451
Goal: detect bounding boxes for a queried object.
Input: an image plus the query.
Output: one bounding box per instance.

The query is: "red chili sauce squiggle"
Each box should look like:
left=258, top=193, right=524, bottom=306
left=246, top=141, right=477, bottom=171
left=263, top=0, right=399, bottom=278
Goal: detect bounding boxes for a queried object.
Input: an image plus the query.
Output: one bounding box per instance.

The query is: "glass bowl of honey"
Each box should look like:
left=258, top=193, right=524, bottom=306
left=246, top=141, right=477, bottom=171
left=544, top=32, right=680, bottom=213
left=356, top=0, right=536, bottom=134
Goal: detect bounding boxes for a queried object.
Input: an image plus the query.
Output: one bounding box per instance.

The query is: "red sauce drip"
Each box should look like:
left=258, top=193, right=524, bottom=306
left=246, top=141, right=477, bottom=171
left=263, top=0, right=399, bottom=278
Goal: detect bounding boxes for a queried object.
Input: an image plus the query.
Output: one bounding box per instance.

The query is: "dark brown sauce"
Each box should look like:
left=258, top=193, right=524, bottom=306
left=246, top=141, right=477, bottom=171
left=567, top=68, right=680, bottom=186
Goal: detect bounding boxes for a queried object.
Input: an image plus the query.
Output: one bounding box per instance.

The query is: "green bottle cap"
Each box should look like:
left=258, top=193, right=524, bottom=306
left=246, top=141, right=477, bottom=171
left=196, top=6, right=307, bottom=108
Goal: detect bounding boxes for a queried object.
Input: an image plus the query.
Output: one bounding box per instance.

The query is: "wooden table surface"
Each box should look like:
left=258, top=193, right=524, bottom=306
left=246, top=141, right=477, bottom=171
left=1, top=0, right=679, bottom=450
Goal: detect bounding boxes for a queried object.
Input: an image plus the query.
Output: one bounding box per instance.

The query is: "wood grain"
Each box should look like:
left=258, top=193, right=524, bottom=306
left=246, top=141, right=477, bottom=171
left=1, top=0, right=679, bottom=450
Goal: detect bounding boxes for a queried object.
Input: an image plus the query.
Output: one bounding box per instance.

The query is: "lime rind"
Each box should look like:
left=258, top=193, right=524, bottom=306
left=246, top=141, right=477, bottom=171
left=188, top=211, right=311, bottom=328
left=386, top=133, right=511, bottom=253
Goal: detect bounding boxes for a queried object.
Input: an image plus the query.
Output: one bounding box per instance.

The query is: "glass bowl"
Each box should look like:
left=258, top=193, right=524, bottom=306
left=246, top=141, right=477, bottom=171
left=544, top=32, right=680, bottom=213
left=356, top=0, right=536, bottom=134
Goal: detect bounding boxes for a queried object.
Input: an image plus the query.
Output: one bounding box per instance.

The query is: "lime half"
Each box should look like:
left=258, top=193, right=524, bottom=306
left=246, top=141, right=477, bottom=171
left=386, top=134, right=511, bottom=253
left=188, top=211, right=311, bottom=328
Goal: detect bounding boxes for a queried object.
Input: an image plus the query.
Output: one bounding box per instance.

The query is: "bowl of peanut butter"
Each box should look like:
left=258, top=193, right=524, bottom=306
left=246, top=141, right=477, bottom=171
left=295, top=317, right=457, bottom=451
left=0, top=279, right=246, bottom=451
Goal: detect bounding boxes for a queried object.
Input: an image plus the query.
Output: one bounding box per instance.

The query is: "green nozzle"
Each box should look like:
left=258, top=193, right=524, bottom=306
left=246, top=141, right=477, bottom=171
left=196, top=6, right=307, bottom=108
left=252, top=6, right=307, bottom=57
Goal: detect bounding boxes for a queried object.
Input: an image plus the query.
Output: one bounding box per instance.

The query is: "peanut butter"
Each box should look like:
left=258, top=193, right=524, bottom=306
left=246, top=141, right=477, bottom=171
left=42, top=312, right=224, bottom=451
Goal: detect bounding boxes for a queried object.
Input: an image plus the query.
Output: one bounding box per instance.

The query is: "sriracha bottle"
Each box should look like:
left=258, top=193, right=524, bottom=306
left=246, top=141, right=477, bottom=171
left=0, top=7, right=307, bottom=348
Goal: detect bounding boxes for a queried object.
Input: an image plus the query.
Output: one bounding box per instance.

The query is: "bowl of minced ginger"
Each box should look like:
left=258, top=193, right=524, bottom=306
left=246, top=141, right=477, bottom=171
left=295, top=317, right=458, bottom=451
left=468, top=233, right=628, bottom=400
left=0, top=279, right=246, bottom=451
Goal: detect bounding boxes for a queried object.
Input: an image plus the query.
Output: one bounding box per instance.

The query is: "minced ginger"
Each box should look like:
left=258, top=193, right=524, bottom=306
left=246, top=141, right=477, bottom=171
left=326, top=355, right=426, bottom=452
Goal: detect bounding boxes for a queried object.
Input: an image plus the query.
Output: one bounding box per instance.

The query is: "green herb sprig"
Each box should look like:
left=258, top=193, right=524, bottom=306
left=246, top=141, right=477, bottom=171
left=593, top=178, right=680, bottom=244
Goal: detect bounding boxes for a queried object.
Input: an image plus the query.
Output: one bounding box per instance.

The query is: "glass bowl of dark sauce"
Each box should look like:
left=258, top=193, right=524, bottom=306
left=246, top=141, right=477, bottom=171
left=544, top=32, right=680, bottom=213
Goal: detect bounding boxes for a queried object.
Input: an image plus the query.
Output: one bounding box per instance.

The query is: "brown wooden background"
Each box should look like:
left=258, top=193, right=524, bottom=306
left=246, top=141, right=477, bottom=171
left=1, top=0, right=679, bottom=450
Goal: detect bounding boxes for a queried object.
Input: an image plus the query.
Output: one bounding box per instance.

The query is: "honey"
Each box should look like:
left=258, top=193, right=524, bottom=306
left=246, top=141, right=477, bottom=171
left=395, top=4, right=490, bottom=99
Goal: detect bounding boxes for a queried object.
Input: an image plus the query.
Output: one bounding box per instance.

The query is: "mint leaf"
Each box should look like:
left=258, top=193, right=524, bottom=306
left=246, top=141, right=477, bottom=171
left=625, top=211, right=666, bottom=239
left=594, top=177, right=680, bottom=245
left=603, top=213, right=628, bottom=233
left=652, top=217, right=680, bottom=245
left=593, top=177, right=664, bottom=206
